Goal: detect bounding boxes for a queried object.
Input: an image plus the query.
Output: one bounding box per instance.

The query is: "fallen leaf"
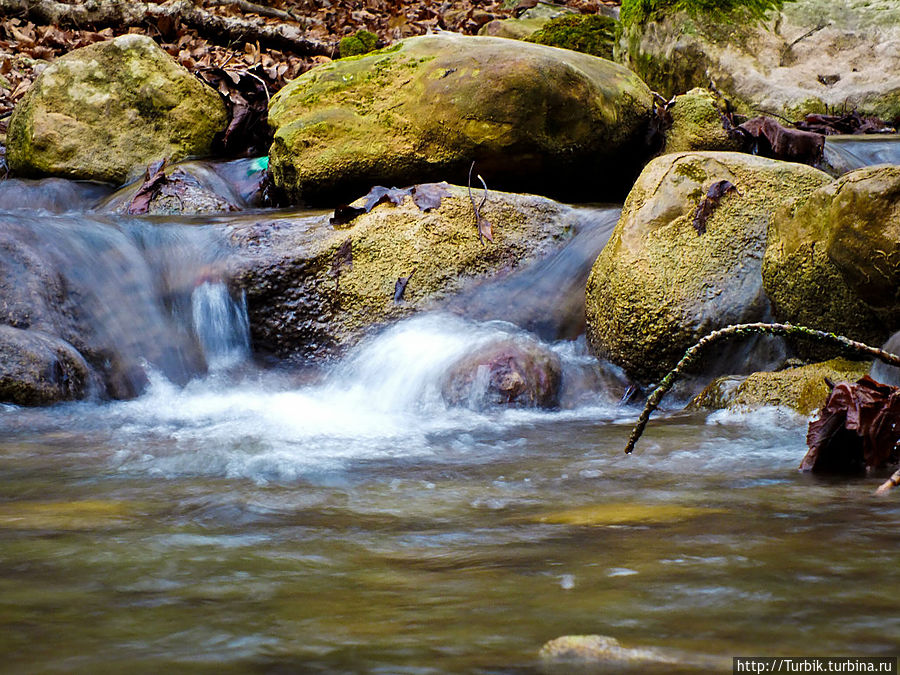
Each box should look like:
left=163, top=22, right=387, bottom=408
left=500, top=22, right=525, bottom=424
left=691, top=180, right=738, bottom=235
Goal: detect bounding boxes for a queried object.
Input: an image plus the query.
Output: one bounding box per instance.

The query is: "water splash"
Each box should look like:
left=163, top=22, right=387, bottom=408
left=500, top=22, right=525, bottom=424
left=191, top=282, right=251, bottom=371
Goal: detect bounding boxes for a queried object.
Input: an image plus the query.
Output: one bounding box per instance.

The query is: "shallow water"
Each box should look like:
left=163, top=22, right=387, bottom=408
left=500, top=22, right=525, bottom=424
left=0, top=174, right=898, bottom=673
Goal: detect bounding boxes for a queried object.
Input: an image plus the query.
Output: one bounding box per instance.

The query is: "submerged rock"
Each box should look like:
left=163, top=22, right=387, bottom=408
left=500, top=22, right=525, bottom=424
left=621, top=0, right=900, bottom=123
left=539, top=634, right=730, bottom=672
left=0, top=326, right=90, bottom=405
left=7, top=34, right=227, bottom=184
left=763, top=165, right=900, bottom=348
left=585, top=151, right=832, bottom=384
left=441, top=336, right=562, bottom=409
left=231, top=184, right=579, bottom=362
left=691, top=358, right=870, bottom=416
left=267, top=33, right=653, bottom=205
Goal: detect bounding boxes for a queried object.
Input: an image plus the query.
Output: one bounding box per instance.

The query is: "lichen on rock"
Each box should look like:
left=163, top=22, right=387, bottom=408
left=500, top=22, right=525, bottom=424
left=690, top=358, right=870, bottom=415
left=267, top=33, right=654, bottom=206
left=585, top=151, right=832, bottom=383
left=7, top=34, right=227, bottom=184
left=763, top=165, right=900, bottom=349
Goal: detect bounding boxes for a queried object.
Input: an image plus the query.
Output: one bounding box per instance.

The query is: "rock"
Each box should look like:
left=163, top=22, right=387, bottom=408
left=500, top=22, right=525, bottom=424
left=663, top=88, right=744, bottom=154
left=441, top=335, right=562, bottom=409
left=267, top=33, right=654, bottom=206
left=231, top=184, right=579, bottom=362
left=690, top=358, right=870, bottom=415
left=763, top=165, right=900, bottom=348
left=539, top=635, right=731, bottom=672
left=0, top=325, right=91, bottom=405
left=7, top=34, right=227, bottom=184
left=621, top=0, right=900, bottom=123
left=95, top=160, right=249, bottom=214
left=477, top=16, right=550, bottom=40
left=585, top=151, right=832, bottom=384
left=0, top=215, right=210, bottom=400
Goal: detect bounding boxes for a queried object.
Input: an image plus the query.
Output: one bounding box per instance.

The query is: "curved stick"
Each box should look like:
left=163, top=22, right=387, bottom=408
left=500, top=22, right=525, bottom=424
left=624, top=322, right=900, bottom=454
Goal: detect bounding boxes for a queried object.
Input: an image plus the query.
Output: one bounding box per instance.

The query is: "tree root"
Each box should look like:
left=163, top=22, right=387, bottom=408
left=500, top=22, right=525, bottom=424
left=623, top=322, right=900, bottom=455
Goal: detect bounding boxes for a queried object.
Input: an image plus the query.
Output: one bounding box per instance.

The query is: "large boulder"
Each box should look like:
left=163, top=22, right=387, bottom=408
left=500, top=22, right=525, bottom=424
left=230, top=184, right=579, bottom=362
left=0, top=326, right=91, bottom=405
left=585, top=151, right=832, bottom=383
left=621, top=0, right=900, bottom=123
left=763, top=165, right=900, bottom=347
left=690, top=358, right=870, bottom=415
left=7, top=34, right=227, bottom=184
left=267, top=33, right=654, bottom=205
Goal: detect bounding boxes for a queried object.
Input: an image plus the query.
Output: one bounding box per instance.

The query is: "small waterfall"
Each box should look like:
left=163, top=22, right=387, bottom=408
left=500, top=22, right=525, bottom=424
left=822, top=135, right=900, bottom=175
left=191, top=282, right=251, bottom=371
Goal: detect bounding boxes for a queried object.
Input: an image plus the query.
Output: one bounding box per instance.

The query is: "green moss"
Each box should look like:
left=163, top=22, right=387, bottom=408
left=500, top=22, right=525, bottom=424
left=526, top=14, right=617, bottom=60
left=339, top=30, right=378, bottom=58
left=620, top=0, right=791, bottom=27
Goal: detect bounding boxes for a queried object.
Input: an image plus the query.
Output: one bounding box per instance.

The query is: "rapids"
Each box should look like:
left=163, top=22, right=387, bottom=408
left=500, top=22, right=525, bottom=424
left=0, top=166, right=898, bottom=673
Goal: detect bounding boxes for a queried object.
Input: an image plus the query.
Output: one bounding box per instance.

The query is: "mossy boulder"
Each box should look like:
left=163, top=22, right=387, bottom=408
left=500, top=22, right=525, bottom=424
left=620, top=0, right=900, bottom=123
left=267, top=33, right=654, bottom=206
left=7, top=34, right=228, bottom=184
left=526, top=14, right=617, bottom=60
left=0, top=326, right=90, bottom=405
left=231, top=184, right=579, bottom=362
left=585, top=151, right=832, bottom=383
left=763, top=165, right=900, bottom=348
left=663, top=88, right=744, bottom=154
left=690, top=358, right=870, bottom=415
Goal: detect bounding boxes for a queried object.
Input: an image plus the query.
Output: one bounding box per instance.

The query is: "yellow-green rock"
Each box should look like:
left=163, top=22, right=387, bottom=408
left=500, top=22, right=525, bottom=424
left=690, top=358, right=870, bottom=415
left=233, top=184, right=579, bottom=361
left=478, top=16, right=550, bottom=40
left=539, top=635, right=731, bottom=671
left=620, top=0, right=900, bottom=122
left=267, top=33, right=654, bottom=206
left=763, top=165, right=900, bottom=347
left=585, top=151, right=832, bottom=383
left=7, top=35, right=227, bottom=184
left=663, top=88, right=743, bottom=154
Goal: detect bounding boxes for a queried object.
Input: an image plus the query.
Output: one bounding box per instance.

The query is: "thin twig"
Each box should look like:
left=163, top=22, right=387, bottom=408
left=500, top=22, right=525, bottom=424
left=623, top=322, right=900, bottom=454
left=875, top=468, right=900, bottom=495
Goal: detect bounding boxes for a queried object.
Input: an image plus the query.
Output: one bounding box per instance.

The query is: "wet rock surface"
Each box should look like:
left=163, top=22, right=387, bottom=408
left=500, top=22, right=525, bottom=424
left=230, top=184, right=579, bottom=363
left=0, top=326, right=91, bottom=405
left=441, top=336, right=562, bottom=409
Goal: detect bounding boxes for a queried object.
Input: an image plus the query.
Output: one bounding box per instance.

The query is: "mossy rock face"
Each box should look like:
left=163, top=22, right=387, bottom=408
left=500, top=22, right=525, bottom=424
left=620, top=0, right=900, bottom=123
left=232, top=184, right=579, bottom=362
left=690, top=358, right=870, bottom=415
left=339, top=30, right=378, bottom=58
left=526, top=14, right=617, bottom=60
left=268, top=33, right=654, bottom=206
left=0, top=326, right=90, bottom=405
left=763, top=165, right=900, bottom=348
left=663, top=88, right=743, bottom=154
left=585, top=151, right=832, bottom=384
left=7, top=35, right=228, bottom=184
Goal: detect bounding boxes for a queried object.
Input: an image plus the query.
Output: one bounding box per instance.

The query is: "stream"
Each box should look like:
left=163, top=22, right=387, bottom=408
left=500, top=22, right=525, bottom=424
left=1, top=148, right=899, bottom=673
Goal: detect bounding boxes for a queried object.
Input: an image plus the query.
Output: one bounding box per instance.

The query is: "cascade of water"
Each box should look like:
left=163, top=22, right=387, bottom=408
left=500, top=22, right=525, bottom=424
left=191, top=282, right=251, bottom=371
left=822, top=135, right=900, bottom=174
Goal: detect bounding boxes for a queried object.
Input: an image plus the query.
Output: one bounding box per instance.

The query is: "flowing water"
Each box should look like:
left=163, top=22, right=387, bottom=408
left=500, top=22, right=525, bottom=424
left=823, top=135, right=900, bottom=174
left=0, top=173, right=898, bottom=674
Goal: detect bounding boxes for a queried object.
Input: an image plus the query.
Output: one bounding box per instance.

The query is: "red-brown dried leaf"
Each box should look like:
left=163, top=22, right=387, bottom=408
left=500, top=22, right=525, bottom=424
left=803, top=376, right=900, bottom=474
